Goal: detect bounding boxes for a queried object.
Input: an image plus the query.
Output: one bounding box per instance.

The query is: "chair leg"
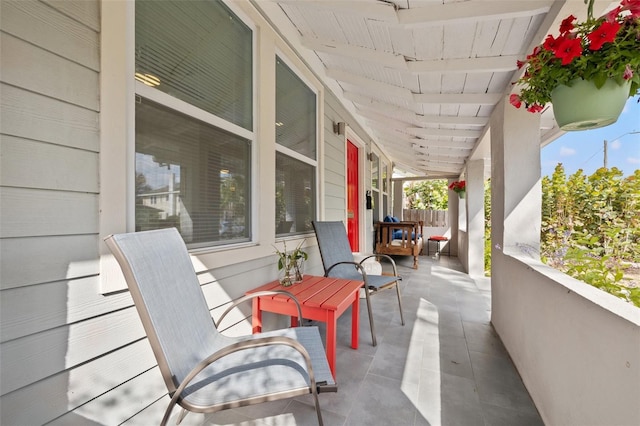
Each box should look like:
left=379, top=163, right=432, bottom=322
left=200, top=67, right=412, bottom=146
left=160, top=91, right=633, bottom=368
left=176, top=408, right=189, bottom=425
left=395, top=283, right=405, bottom=326
left=364, top=286, right=377, bottom=346
left=312, top=385, right=324, bottom=426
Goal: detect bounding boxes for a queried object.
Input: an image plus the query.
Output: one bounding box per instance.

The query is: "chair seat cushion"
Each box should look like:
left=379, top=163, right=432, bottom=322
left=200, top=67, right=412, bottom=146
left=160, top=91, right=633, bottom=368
left=392, top=230, right=421, bottom=240
left=429, top=235, right=448, bottom=241
left=182, top=326, right=334, bottom=407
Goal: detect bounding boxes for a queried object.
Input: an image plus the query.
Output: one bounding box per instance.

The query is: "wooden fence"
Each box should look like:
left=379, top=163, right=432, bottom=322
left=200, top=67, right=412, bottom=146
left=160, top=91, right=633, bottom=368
left=403, top=209, right=448, bottom=227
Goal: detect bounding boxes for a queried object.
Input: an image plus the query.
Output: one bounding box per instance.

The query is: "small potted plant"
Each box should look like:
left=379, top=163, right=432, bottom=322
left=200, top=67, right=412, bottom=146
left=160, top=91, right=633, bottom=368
left=449, top=180, right=466, bottom=198
left=274, top=239, right=308, bottom=286
left=510, top=0, right=640, bottom=130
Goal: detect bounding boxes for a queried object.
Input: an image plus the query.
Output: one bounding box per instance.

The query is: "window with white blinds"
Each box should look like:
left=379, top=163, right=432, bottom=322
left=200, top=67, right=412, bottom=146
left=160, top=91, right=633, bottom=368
left=275, top=56, right=317, bottom=236
left=135, top=0, right=252, bottom=131
left=134, top=1, right=253, bottom=247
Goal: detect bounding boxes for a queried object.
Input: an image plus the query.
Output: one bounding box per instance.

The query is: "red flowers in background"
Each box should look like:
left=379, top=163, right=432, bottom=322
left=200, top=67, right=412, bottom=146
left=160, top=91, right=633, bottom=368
left=511, top=0, right=640, bottom=113
left=448, top=180, right=466, bottom=194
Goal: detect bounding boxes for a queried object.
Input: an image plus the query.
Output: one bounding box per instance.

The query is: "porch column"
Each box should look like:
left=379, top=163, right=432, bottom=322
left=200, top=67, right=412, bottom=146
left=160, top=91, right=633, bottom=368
left=393, top=179, right=404, bottom=218
left=490, top=99, right=541, bottom=255
left=466, top=159, right=486, bottom=276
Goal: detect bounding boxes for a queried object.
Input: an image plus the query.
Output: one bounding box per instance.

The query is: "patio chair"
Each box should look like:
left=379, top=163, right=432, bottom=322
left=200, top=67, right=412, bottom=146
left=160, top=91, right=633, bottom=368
left=104, top=228, right=336, bottom=426
left=312, top=221, right=405, bottom=346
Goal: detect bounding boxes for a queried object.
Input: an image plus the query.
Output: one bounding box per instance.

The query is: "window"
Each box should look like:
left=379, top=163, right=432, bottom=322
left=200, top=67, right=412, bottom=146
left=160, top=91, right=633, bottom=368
left=371, top=153, right=380, bottom=223
left=275, top=56, right=317, bottom=235
left=134, top=0, right=253, bottom=247
left=382, top=162, right=389, bottom=217
left=135, top=99, right=250, bottom=246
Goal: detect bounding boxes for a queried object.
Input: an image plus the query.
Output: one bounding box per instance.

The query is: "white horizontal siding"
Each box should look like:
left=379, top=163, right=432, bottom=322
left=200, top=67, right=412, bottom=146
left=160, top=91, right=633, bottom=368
left=1, top=135, right=98, bottom=192
left=1, top=84, right=99, bottom=151
left=1, top=276, right=134, bottom=342
left=1, top=0, right=99, bottom=71
left=0, top=187, right=98, bottom=238
left=1, top=33, right=99, bottom=111
left=0, top=339, right=156, bottom=425
left=42, top=0, right=100, bottom=32
left=0, top=306, right=146, bottom=395
left=0, top=235, right=99, bottom=290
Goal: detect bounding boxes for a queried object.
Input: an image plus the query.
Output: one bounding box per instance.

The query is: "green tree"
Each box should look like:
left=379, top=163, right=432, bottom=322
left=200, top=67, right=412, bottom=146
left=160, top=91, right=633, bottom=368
left=541, top=164, right=640, bottom=307
left=404, top=179, right=448, bottom=210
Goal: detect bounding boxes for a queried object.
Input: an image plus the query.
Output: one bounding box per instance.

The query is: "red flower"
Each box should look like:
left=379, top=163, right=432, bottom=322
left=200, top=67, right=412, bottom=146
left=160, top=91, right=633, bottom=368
left=509, top=94, right=522, bottom=108
left=543, top=34, right=562, bottom=52
left=587, top=21, right=621, bottom=50
left=448, top=181, right=466, bottom=193
left=623, top=64, right=634, bottom=80
left=621, top=0, right=640, bottom=17
left=605, top=6, right=622, bottom=23
left=559, top=15, right=576, bottom=34
left=527, top=104, right=544, bottom=113
left=555, top=37, right=583, bottom=65
left=516, top=60, right=526, bottom=69
left=526, top=46, right=542, bottom=60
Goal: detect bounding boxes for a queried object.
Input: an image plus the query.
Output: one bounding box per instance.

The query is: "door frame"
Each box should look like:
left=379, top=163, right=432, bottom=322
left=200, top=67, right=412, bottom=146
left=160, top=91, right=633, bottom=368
left=344, top=127, right=367, bottom=252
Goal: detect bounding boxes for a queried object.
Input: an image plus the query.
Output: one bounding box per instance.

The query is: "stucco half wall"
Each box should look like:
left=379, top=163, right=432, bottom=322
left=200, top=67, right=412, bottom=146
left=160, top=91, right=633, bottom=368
left=492, top=251, right=640, bottom=426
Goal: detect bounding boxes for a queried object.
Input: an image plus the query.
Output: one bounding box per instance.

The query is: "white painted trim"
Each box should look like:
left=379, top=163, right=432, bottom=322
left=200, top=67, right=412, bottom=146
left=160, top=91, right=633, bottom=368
left=99, top=0, right=135, bottom=294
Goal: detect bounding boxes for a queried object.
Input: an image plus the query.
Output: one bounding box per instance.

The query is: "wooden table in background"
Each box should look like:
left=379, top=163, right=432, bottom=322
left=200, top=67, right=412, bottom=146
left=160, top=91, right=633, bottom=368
left=246, top=275, right=363, bottom=378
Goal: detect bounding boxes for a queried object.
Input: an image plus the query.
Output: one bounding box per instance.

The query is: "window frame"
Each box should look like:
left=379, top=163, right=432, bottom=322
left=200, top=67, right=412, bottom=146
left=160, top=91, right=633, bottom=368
left=274, top=51, right=320, bottom=238
left=99, top=1, right=324, bottom=293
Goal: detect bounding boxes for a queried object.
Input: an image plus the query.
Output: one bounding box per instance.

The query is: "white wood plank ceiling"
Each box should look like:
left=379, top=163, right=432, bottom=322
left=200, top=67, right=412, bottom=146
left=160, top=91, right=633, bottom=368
left=254, top=0, right=609, bottom=177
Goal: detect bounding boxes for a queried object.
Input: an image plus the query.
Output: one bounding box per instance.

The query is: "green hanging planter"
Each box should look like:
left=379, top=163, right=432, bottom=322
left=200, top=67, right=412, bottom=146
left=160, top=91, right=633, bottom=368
left=551, top=78, right=631, bottom=131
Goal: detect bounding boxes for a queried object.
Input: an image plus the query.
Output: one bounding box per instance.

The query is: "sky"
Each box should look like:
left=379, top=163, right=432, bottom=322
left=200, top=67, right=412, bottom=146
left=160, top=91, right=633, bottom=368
left=541, top=95, right=640, bottom=178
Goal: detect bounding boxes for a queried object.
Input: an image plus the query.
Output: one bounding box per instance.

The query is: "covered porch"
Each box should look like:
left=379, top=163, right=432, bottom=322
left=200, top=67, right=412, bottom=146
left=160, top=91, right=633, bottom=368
left=198, top=255, right=541, bottom=425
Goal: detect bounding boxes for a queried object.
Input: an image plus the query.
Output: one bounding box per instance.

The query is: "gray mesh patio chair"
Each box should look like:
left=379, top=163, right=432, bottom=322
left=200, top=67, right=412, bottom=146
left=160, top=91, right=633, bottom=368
left=312, top=221, right=405, bottom=347
left=104, top=228, right=336, bottom=426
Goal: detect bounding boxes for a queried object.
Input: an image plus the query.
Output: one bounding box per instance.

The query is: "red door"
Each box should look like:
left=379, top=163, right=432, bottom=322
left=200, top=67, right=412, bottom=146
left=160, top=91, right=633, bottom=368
left=347, top=141, right=359, bottom=251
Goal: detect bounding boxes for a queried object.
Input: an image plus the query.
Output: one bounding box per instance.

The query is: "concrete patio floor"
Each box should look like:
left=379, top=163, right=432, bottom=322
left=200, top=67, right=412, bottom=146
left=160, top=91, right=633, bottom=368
left=203, top=255, right=544, bottom=426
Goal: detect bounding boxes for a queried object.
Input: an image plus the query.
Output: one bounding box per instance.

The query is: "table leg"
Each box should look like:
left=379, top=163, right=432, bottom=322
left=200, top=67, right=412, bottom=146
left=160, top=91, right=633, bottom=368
left=326, top=310, right=337, bottom=378
left=252, top=297, right=262, bottom=334
left=351, top=292, right=359, bottom=349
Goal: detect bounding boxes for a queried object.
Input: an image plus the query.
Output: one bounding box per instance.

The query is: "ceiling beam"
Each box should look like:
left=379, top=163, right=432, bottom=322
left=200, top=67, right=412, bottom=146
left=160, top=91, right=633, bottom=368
left=356, top=102, right=489, bottom=126
left=406, top=56, right=519, bottom=73
left=406, top=127, right=482, bottom=138
left=360, top=111, right=482, bottom=139
left=326, top=68, right=413, bottom=101
left=397, top=1, right=551, bottom=26
left=302, top=35, right=518, bottom=73
left=301, top=36, right=406, bottom=69
left=274, top=1, right=399, bottom=22
left=372, top=126, right=477, bottom=149
left=413, top=93, right=503, bottom=105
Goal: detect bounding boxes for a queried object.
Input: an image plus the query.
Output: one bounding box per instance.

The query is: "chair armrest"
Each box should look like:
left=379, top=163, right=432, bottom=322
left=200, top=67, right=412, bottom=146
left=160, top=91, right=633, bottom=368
left=325, top=260, right=400, bottom=289
left=161, top=335, right=316, bottom=426
left=216, top=290, right=303, bottom=330
left=325, top=260, right=366, bottom=277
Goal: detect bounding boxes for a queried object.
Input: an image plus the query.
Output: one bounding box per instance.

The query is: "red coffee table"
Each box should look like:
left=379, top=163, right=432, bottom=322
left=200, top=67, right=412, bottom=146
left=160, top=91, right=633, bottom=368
left=246, top=275, right=363, bottom=378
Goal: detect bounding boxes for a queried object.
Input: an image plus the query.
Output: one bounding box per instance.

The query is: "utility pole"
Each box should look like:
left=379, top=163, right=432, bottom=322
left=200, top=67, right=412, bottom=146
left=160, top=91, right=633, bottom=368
left=603, top=139, right=608, bottom=169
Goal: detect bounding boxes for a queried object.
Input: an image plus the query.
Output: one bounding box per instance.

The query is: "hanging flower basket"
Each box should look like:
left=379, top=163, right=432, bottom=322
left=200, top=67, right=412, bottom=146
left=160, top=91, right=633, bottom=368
left=510, top=0, right=640, bottom=131
left=551, top=78, right=632, bottom=130
left=449, top=180, right=466, bottom=198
